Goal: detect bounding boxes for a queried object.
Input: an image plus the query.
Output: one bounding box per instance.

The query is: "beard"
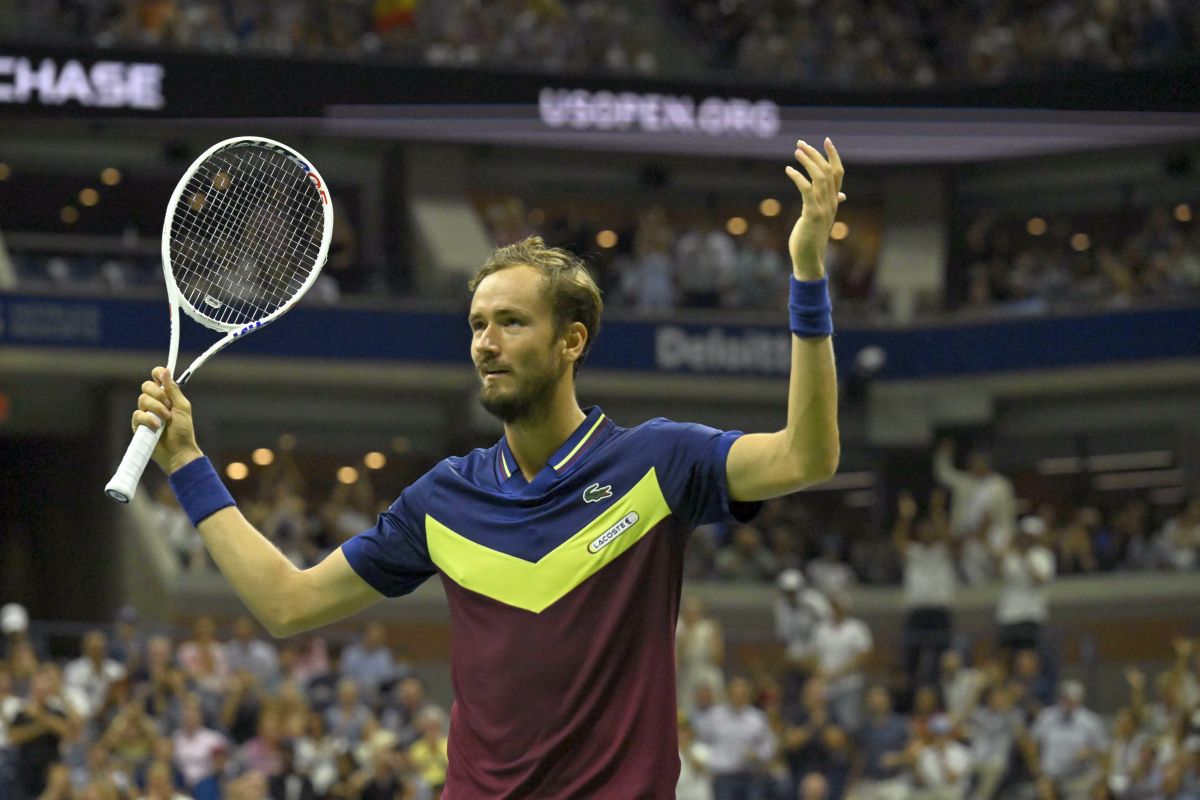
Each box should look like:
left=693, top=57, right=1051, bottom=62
left=478, top=354, right=564, bottom=424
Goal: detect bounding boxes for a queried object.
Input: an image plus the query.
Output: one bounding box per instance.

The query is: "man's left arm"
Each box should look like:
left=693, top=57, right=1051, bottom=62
left=728, top=138, right=843, bottom=502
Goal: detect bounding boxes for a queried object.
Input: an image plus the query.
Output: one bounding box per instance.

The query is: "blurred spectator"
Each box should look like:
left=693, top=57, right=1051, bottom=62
left=677, top=596, right=726, bottom=718
left=678, top=712, right=715, bottom=800
left=806, top=539, right=857, bottom=597
left=267, top=740, right=316, bottom=800
left=338, top=622, right=399, bottom=705
left=2, top=602, right=32, bottom=661
left=675, top=220, right=737, bottom=309
left=813, top=594, right=874, bottom=733
left=406, top=706, right=449, bottom=796
left=774, top=569, right=832, bottom=700
left=140, top=760, right=189, bottom=800
left=1159, top=499, right=1200, bottom=571
left=938, top=651, right=983, bottom=725
left=223, top=616, right=280, bottom=693
left=64, top=631, right=127, bottom=721
left=850, top=686, right=909, bottom=800
left=934, top=440, right=1016, bottom=585
left=996, top=518, right=1056, bottom=655
left=324, top=678, right=371, bottom=743
left=176, top=617, right=229, bottom=698
left=912, top=713, right=972, bottom=800
left=715, top=525, right=780, bottom=583
left=964, top=684, right=1023, bottom=800
left=380, top=675, right=431, bottom=748
left=1056, top=508, right=1101, bottom=575
left=782, top=677, right=842, bottom=800
left=894, top=490, right=957, bottom=693
left=1026, top=681, right=1108, bottom=800
left=9, top=665, right=72, bottom=800
left=109, top=606, right=146, bottom=675
left=696, top=676, right=776, bottom=800
left=171, top=696, right=225, bottom=792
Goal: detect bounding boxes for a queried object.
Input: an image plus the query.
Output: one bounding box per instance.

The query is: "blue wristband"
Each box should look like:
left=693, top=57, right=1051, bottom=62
left=788, top=276, right=833, bottom=339
left=169, top=456, right=236, bottom=527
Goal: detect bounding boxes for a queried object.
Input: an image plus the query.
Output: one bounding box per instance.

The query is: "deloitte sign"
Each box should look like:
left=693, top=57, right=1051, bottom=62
left=654, top=326, right=792, bottom=375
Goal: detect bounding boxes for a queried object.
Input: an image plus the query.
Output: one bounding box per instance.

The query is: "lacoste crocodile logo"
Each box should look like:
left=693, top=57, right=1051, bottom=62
left=582, top=482, right=613, bottom=503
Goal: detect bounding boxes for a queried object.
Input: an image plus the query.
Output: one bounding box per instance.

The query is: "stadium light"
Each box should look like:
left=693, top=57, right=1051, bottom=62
left=100, top=167, right=122, bottom=186
left=79, top=188, right=100, bottom=207
left=596, top=230, right=618, bottom=248
left=1175, top=203, right=1193, bottom=223
left=226, top=462, right=249, bottom=480
left=726, top=217, right=748, bottom=235
left=1026, top=217, right=1047, bottom=236
left=759, top=198, right=781, bottom=217
left=337, top=466, right=359, bottom=484
left=1070, top=233, right=1090, bottom=251
left=830, top=221, right=849, bottom=240
left=364, top=452, right=387, bottom=469
left=60, top=206, right=79, bottom=224
left=251, top=448, right=274, bottom=466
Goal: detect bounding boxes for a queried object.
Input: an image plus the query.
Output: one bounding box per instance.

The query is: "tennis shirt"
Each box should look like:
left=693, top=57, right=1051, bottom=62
left=342, top=406, right=758, bottom=798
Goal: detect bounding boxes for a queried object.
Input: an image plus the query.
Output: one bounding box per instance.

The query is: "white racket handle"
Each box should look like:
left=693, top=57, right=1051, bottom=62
left=105, top=419, right=165, bottom=503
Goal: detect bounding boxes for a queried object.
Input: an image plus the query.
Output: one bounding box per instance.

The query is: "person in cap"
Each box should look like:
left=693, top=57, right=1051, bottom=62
left=774, top=568, right=832, bottom=704
left=996, top=516, right=1056, bottom=656
left=1026, top=680, right=1107, bottom=800
left=911, top=714, right=972, bottom=800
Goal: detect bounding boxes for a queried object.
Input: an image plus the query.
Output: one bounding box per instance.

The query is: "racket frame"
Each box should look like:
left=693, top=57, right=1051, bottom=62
left=104, top=136, right=333, bottom=503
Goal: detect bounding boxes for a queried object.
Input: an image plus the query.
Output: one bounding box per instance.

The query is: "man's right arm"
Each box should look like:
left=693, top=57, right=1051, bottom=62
left=134, top=367, right=383, bottom=638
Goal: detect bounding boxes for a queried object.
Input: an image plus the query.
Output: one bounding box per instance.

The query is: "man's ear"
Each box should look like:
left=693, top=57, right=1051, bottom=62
left=562, top=321, right=587, bottom=364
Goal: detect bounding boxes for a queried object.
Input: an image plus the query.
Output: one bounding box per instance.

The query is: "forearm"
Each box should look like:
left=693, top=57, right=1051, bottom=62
left=198, top=507, right=311, bottom=636
left=783, top=334, right=840, bottom=482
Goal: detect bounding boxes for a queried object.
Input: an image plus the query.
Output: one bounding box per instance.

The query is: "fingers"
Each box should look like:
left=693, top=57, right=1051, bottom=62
left=824, top=137, right=845, bottom=192
left=789, top=138, right=846, bottom=206
left=132, top=409, right=163, bottom=433
left=152, top=366, right=190, bottom=409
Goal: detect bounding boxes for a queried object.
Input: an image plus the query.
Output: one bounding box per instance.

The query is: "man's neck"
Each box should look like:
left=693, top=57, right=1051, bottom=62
left=504, top=386, right=585, bottom=481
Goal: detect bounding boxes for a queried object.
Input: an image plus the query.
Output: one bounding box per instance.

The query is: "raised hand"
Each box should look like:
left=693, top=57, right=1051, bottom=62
left=785, top=137, right=845, bottom=280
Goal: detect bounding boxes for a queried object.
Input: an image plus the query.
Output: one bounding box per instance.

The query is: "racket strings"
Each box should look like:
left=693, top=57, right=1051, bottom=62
left=169, top=144, right=325, bottom=328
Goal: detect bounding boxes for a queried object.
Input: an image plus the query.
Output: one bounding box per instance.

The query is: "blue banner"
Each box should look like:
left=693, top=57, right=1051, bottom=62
left=1, top=293, right=1196, bottom=381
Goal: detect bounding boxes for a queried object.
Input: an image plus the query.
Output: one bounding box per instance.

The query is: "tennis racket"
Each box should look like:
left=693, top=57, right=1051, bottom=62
left=105, top=136, right=333, bottom=503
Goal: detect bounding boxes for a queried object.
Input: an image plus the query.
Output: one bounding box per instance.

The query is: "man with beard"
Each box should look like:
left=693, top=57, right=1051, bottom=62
left=128, top=139, right=844, bottom=798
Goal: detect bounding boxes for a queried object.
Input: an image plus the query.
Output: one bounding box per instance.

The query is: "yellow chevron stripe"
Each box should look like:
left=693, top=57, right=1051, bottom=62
left=425, top=467, right=669, bottom=613
left=553, top=413, right=606, bottom=470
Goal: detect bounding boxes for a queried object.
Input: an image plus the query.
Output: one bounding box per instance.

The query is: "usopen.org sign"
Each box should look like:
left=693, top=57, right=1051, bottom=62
left=0, top=55, right=164, bottom=110
left=539, top=88, right=780, bottom=139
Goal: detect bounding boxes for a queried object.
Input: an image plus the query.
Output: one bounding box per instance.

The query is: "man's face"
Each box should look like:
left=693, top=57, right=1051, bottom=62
left=470, top=265, right=568, bottom=424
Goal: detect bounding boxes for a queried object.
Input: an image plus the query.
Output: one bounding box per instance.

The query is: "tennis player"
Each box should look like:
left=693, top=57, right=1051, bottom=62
left=132, top=138, right=844, bottom=797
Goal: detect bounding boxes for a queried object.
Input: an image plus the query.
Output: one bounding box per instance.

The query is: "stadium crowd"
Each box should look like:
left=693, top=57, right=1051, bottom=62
left=670, top=0, right=1200, bottom=87
left=148, top=438, right=1200, bottom=598
left=3, top=569, right=1200, bottom=800
left=10, top=0, right=1200, bottom=86
left=956, top=205, right=1200, bottom=315
left=9, top=0, right=658, bottom=75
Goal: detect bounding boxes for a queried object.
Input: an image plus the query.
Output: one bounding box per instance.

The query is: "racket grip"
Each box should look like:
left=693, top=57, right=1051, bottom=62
left=105, top=420, right=165, bottom=503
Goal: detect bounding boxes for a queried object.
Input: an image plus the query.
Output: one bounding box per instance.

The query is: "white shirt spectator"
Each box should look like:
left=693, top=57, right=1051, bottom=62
left=774, top=588, right=832, bottom=663
left=1031, top=704, right=1108, bottom=781
left=813, top=617, right=872, bottom=696
left=223, top=638, right=280, bottom=690
left=694, top=704, right=776, bottom=774
left=903, top=542, right=956, bottom=608
left=677, top=740, right=715, bottom=800
left=915, top=740, right=973, bottom=798
left=933, top=449, right=1016, bottom=561
left=63, top=655, right=125, bottom=718
left=173, top=725, right=227, bottom=787
left=997, top=546, right=1055, bottom=625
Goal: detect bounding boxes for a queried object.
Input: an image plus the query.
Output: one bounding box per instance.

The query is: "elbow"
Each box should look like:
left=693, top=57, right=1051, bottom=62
left=797, top=445, right=840, bottom=487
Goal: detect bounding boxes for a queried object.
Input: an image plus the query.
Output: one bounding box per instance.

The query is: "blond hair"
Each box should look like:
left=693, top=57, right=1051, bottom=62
left=468, top=236, right=603, bottom=375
